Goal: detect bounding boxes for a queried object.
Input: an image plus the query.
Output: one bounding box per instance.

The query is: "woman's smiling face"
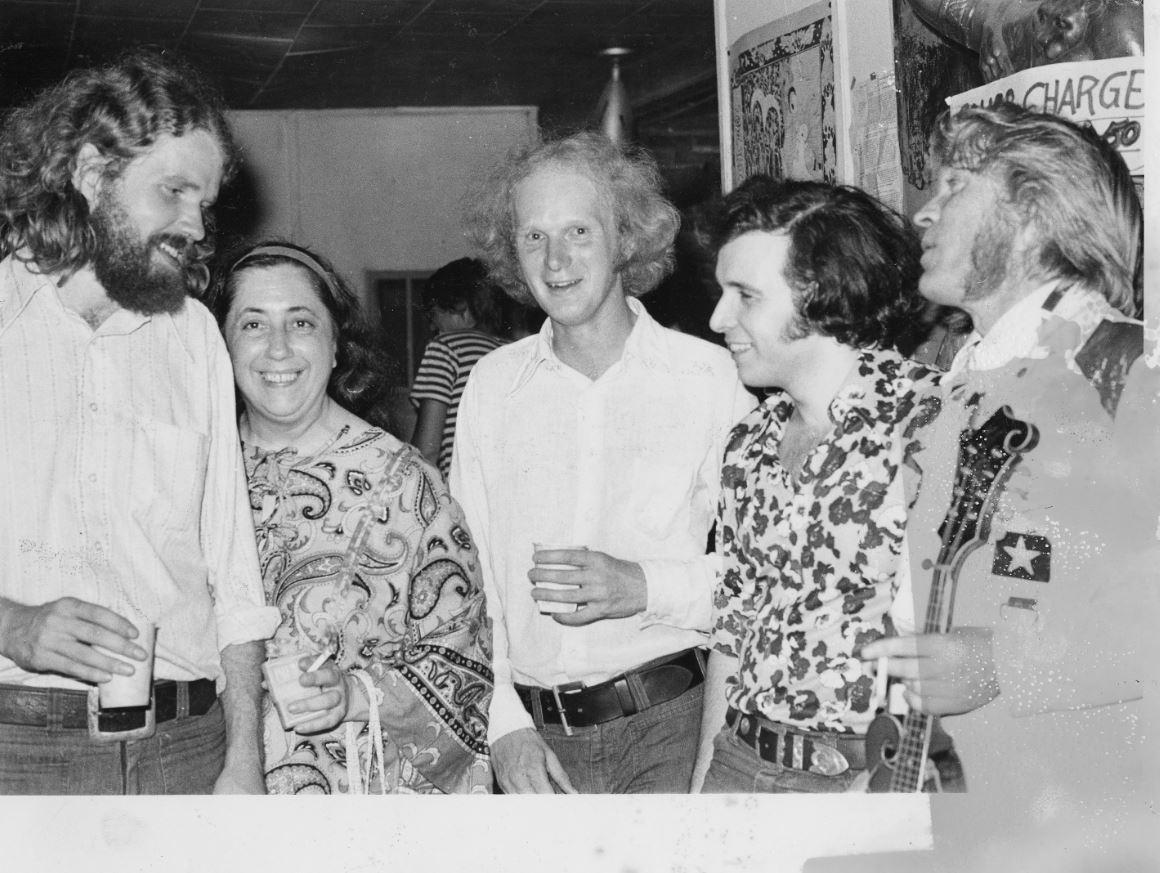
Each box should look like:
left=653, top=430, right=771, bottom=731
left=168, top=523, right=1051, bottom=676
left=224, top=262, right=338, bottom=439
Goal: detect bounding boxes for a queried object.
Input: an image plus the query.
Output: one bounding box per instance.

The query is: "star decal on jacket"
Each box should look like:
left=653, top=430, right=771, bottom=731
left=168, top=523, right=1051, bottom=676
left=992, top=532, right=1052, bottom=582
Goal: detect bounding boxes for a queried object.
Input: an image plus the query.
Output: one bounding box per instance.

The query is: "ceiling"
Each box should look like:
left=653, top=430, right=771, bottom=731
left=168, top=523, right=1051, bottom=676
left=0, top=0, right=721, bottom=195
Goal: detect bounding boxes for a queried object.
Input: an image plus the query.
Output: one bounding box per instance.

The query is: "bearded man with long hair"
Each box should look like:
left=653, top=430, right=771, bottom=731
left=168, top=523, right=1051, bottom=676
left=0, top=50, right=278, bottom=794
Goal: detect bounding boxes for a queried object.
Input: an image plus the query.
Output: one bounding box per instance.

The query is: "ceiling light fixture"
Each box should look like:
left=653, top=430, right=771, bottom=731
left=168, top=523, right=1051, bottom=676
left=594, top=46, right=633, bottom=146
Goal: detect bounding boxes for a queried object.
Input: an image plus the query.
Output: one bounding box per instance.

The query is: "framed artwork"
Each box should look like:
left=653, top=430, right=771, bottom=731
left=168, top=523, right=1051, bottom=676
left=729, top=1, right=837, bottom=186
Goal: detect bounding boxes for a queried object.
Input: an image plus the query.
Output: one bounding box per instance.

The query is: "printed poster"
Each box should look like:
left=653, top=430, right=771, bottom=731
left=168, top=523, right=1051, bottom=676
left=945, top=56, right=1144, bottom=178
left=852, top=71, right=904, bottom=213
left=729, top=1, right=836, bottom=186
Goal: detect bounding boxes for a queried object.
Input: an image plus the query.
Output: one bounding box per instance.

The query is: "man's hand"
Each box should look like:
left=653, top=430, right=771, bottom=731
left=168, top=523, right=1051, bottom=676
left=0, top=596, right=146, bottom=683
left=861, top=627, right=1000, bottom=717
left=528, top=549, right=647, bottom=626
left=492, top=728, right=577, bottom=794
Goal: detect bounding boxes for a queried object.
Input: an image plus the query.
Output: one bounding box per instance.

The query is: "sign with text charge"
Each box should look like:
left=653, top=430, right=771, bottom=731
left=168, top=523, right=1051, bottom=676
left=946, top=57, right=1143, bottom=177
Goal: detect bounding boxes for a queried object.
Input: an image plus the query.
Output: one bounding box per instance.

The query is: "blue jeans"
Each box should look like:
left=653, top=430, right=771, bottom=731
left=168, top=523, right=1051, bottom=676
left=0, top=700, right=226, bottom=795
left=702, top=726, right=861, bottom=793
left=537, top=683, right=702, bottom=794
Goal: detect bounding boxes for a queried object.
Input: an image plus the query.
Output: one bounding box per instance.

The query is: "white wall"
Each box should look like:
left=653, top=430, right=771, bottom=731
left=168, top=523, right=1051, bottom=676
left=227, top=107, right=538, bottom=306
left=714, top=0, right=894, bottom=190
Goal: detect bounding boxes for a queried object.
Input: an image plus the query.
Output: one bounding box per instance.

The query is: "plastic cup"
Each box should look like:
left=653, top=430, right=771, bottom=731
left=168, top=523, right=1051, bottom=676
left=262, top=651, right=326, bottom=730
left=532, top=543, right=585, bottom=615
left=97, top=620, right=156, bottom=708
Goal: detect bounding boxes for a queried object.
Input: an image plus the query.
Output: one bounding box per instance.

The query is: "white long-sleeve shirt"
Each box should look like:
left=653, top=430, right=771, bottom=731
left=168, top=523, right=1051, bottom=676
left=0, top=254, right=278, bottom=687
left=451, top=298, right=754, bottom=743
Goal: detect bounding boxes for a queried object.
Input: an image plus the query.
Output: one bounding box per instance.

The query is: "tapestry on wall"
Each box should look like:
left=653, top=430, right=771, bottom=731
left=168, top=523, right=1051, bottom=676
left=729, top=1, right=836, bottom=187
left=892, top=0, right=982, bottom=215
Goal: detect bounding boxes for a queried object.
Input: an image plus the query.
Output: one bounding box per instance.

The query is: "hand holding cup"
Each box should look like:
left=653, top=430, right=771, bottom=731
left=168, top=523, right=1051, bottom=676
left=530, top=543, right=587, bottom=614
left=264, top=650, right=335, bottom=731
left=95, top=617, right=156, bottom=708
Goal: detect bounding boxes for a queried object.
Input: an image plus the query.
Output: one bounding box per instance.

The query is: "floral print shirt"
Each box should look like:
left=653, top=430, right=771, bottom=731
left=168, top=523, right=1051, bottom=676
left=245, top=425, right=493, bottom=794
left=711, top=348, right=942, bottom=734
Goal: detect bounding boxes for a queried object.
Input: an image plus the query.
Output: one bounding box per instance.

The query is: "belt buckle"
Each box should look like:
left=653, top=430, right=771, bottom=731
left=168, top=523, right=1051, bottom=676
left=808, top=742, right=850, bottom=776
left=86, top=687, right=156, bottom=742
left=551, top=681, right=583, bottom=737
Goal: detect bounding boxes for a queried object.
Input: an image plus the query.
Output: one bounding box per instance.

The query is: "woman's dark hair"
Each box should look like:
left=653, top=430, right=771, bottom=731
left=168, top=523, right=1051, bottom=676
left=422, top=256, right=503, bottom=334
left=710, top=176, right=928, bottom=352
left=205, top=240, right=392, bottom=410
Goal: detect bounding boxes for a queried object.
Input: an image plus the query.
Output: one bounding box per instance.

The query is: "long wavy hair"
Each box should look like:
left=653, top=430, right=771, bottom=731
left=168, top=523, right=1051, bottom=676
left=710, top=176, right=929, bottom=353
left=206, top=241, right=393, bottom=414
left=463, top=131, right=680, bottom=304
left=933, top=103, right=1142, bottom=317
left=0, top=49, right=237, bottom=285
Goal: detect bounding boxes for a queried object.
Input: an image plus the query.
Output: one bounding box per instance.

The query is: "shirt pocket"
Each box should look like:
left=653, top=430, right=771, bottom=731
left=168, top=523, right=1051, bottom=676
left=130, top=417, right=209, bottom=535
left=627, top=454, right=694, bottom=541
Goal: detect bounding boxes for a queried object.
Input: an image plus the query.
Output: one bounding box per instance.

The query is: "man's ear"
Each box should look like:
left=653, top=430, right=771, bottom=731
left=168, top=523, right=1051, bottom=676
left=71, top=143, right=111, bottom=209
left=617, top=231, right=637, bottom=267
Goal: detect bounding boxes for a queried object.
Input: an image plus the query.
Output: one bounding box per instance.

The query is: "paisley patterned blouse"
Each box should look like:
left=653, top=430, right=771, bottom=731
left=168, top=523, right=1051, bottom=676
left=711, top=349, right=941, bottom=734
left=244, top=424, right=493, bottom=793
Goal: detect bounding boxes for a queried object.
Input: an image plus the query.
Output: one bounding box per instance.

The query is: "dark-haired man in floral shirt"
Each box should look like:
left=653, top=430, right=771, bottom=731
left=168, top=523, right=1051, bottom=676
left=692, top=177, right=942, bottom=793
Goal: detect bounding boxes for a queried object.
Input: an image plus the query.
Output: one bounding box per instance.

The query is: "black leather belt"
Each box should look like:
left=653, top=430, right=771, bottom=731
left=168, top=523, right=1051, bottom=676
left=516, top=647, right=706, bottom=732
left=726, top=706, right=865, bottom=776
left=0, top=679, right=218, bottom=738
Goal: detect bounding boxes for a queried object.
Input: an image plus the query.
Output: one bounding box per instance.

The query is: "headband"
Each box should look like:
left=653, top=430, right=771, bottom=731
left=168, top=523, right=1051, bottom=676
left=231, top=244, right=341, bottom=300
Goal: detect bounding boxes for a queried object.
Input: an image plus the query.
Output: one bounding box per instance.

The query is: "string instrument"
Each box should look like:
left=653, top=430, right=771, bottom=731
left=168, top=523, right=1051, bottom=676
left=863, top=405, right=1039, bottom=792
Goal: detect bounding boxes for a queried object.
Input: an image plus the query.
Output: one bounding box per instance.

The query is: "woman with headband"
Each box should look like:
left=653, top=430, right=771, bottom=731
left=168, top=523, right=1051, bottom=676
left=206, top=241, right=493, bottom=794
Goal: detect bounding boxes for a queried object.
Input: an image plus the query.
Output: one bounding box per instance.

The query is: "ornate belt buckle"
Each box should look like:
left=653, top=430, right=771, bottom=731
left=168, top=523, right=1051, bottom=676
left=809, top=743, right=850, bottom=776
left=86, top=687, right=156, bottom=742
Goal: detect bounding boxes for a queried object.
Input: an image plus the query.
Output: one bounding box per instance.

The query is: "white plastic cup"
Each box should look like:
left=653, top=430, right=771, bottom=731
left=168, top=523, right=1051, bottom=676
left=532, top=543, right=585, bottom=615
left=97, top=620, right=156, bottom=708
left=262, top=651, right=325, bottom=730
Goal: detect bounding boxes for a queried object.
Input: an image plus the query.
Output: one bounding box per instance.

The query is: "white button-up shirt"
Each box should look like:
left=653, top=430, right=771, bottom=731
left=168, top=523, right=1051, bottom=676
left=0, top=254, right=278, bottom=687
left=451, top=297, right=754, bottom=742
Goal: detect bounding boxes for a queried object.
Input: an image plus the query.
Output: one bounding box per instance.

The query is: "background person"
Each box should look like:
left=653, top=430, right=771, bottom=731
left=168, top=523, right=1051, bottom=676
left=208, top=241, right=493, bottom=794
left=0, top=50, right=278, bottom=794
left=410, top=256, right=507, bottom=478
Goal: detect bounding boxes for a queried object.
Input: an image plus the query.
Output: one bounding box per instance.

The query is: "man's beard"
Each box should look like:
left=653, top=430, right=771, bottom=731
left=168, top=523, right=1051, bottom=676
left=89, top=190, right=209, bottom=316
left=964, top=207, right=1020, bottom=303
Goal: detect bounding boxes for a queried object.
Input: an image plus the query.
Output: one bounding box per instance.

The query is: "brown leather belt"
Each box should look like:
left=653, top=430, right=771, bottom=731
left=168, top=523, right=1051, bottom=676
left=726, top=706, right=865, bottom=776
left=0, top=679, right=217, bottom=738
left=516, top=647, right=706, bottom=732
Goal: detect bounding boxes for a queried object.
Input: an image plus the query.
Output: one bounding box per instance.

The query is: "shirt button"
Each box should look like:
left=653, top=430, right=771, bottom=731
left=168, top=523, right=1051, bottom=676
left=89, top=402, right=98, bottom=412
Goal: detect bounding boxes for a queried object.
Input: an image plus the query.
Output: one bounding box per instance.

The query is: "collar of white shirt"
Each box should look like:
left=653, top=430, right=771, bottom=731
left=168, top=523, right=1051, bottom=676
left=947, top=279, right=1061, bottom=378
left=1, top=250, right=196, bottom=361
left=506, top=295, right=670, bottom=396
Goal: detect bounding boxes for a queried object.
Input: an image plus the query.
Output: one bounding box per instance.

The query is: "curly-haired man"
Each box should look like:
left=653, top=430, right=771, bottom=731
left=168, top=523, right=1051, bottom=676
left=0, top=51, right=277, bottom=794
left=452, top=132, right=753, bottom=793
